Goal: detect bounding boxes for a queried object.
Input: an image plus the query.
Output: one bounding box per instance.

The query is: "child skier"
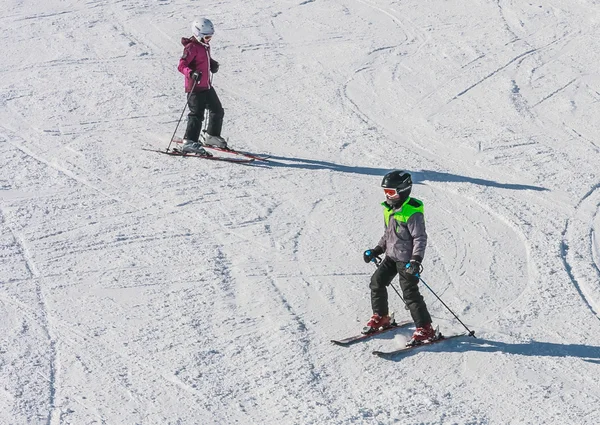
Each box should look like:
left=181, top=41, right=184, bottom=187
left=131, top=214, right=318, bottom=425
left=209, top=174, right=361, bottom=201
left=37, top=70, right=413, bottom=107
left=177, top=18, right=227, bottom=155
left=362, top=170, right=437, bottom=345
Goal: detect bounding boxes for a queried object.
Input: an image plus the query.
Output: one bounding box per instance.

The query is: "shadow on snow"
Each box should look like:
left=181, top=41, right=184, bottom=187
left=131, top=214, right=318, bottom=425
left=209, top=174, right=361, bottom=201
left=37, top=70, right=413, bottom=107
left=380, top=337, right=600, bottom=363
left=264, top=155, right=548, bottom=192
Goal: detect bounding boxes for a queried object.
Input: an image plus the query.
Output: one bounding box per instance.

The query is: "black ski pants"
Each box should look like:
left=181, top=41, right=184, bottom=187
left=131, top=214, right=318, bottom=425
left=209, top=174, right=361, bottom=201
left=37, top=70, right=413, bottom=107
left=184, top=87, right=224, bottom=143
left=370, top=256, right=432, bottom=327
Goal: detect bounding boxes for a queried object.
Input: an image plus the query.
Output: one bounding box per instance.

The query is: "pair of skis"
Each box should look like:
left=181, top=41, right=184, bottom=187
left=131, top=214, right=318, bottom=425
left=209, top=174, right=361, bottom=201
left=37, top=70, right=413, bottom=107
left=331, top=320, right=466, bottom=357
left=144, top=137, right=270, bottom=164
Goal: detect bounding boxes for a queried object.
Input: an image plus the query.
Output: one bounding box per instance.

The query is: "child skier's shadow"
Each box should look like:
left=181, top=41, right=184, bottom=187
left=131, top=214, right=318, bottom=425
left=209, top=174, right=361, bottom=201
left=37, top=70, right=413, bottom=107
left=379, top=337, right=600, bottom=362
left=263, top=156, right=548, bottom=192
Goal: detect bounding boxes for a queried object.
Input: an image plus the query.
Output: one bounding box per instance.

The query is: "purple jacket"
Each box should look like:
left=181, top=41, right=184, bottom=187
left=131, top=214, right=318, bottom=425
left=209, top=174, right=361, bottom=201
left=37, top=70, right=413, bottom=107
left=178, top=37, right=212, bottom=92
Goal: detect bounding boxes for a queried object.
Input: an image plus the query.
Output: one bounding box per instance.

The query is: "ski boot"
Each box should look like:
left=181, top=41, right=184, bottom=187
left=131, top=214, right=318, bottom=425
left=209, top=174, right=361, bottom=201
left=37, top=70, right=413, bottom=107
left=181, top=139, right=211, bottom=156
left=202, top=133, right=228, bottom=149
left=406, top=323, right=439, bottom=347
left=362, top=313, right=395, bottom=335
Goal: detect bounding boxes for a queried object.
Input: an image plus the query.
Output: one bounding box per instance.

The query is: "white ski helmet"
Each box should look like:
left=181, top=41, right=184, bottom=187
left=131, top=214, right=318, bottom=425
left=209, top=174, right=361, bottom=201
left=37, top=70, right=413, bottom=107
left=192, top=18, right=214, bottom=39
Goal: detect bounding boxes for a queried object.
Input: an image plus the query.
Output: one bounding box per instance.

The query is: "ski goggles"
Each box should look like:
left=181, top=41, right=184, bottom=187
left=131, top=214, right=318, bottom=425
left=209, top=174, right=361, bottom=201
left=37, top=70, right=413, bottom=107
left=383, top=188, right=400, bottom=199
left=202, top=35, right=213, bottom=41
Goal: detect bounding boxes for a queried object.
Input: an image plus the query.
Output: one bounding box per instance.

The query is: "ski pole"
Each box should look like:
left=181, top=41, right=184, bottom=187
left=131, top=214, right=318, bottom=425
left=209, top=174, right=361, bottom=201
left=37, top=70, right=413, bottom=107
left=373, top=256, right=409, bottom=309
left=166, top=73, right=199, bottom=152
left=201, top=107, right=209, bottom=140
left=419, top=276, right=476, bottom=338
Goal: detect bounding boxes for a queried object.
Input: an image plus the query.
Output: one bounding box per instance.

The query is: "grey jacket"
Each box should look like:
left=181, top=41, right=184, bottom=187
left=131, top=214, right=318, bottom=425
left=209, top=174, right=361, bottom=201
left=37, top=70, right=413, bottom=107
left=376, top=198, right=427, bottom=263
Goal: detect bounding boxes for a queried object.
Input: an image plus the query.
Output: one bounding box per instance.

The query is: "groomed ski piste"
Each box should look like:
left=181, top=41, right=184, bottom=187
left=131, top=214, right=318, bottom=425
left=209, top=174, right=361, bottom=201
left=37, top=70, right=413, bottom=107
left=2, top=1, right=600, bottom=424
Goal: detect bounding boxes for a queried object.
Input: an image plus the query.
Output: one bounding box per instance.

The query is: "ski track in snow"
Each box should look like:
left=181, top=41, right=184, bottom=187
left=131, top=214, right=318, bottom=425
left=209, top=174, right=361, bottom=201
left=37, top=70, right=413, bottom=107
left=0, top=134, right=271, bottom=422
left=0, top=204, right=59, bottom=424
left=562, top=184, right=600, bottom=321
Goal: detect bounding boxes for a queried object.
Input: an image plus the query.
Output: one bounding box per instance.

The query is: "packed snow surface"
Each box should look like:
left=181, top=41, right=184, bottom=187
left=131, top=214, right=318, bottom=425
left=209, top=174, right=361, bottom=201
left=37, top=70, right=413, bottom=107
left=1, top=1, right=600, bottom=424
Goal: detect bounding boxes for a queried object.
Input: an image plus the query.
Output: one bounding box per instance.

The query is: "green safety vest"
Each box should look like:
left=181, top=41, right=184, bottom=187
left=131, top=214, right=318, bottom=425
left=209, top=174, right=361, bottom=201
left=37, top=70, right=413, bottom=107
left=382, top=198, right=424, bottom=227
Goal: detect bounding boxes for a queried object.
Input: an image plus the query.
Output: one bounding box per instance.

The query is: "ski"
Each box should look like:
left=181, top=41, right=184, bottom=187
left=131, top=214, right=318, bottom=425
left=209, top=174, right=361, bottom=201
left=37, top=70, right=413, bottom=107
left=142, top=148, right=254, bottom=164
left=331, top=320, right=413, bottom=346
left=372, top=333, right=466, bottom=357
left=205, top=145, right=271, bottom=162
left=172, top=137, right=270, bottom=162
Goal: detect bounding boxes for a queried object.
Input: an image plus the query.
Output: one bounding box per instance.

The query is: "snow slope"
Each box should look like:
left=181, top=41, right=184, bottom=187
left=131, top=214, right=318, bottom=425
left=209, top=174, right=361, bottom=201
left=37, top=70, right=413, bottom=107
left=2, top=0, right=600, bottom=424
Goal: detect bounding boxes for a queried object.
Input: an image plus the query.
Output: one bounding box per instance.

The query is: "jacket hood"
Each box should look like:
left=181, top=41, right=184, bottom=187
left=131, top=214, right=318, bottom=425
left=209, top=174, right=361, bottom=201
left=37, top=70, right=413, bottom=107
left=181, top=37, right=197, bottom=46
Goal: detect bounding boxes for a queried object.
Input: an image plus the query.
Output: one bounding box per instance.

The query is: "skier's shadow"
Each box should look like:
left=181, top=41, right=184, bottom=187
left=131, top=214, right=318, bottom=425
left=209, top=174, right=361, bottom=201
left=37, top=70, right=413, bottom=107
left=379, top=337, right=600, bottom=362
left=263, top=156, right=548, bottom=192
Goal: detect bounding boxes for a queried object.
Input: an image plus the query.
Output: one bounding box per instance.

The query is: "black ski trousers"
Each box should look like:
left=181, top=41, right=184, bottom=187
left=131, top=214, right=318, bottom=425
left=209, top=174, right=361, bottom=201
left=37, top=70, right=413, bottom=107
left=370, top=256, right=432, bottom=327
left=183, top=87, right=224, bottom=143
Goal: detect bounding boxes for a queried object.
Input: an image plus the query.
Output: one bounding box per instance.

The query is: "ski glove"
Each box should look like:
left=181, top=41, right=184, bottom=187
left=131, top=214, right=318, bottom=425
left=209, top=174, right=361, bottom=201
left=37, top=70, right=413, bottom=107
left=405, top=256, right=423, bottom=277
left=363, top=246, right=384, bottom=263
left=190, top=71, right=202, bottom=81
left=210, top=59, right=219, bottom=73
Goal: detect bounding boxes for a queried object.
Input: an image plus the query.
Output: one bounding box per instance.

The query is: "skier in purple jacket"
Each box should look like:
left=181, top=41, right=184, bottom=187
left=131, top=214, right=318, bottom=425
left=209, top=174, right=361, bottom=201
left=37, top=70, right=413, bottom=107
left=178, top=18, right=227, bottom=155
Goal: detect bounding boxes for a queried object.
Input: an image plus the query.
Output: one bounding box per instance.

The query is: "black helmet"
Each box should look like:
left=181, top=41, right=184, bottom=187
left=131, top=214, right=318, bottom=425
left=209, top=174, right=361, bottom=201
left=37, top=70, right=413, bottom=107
left=381, top=170, right=412, bottom=204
